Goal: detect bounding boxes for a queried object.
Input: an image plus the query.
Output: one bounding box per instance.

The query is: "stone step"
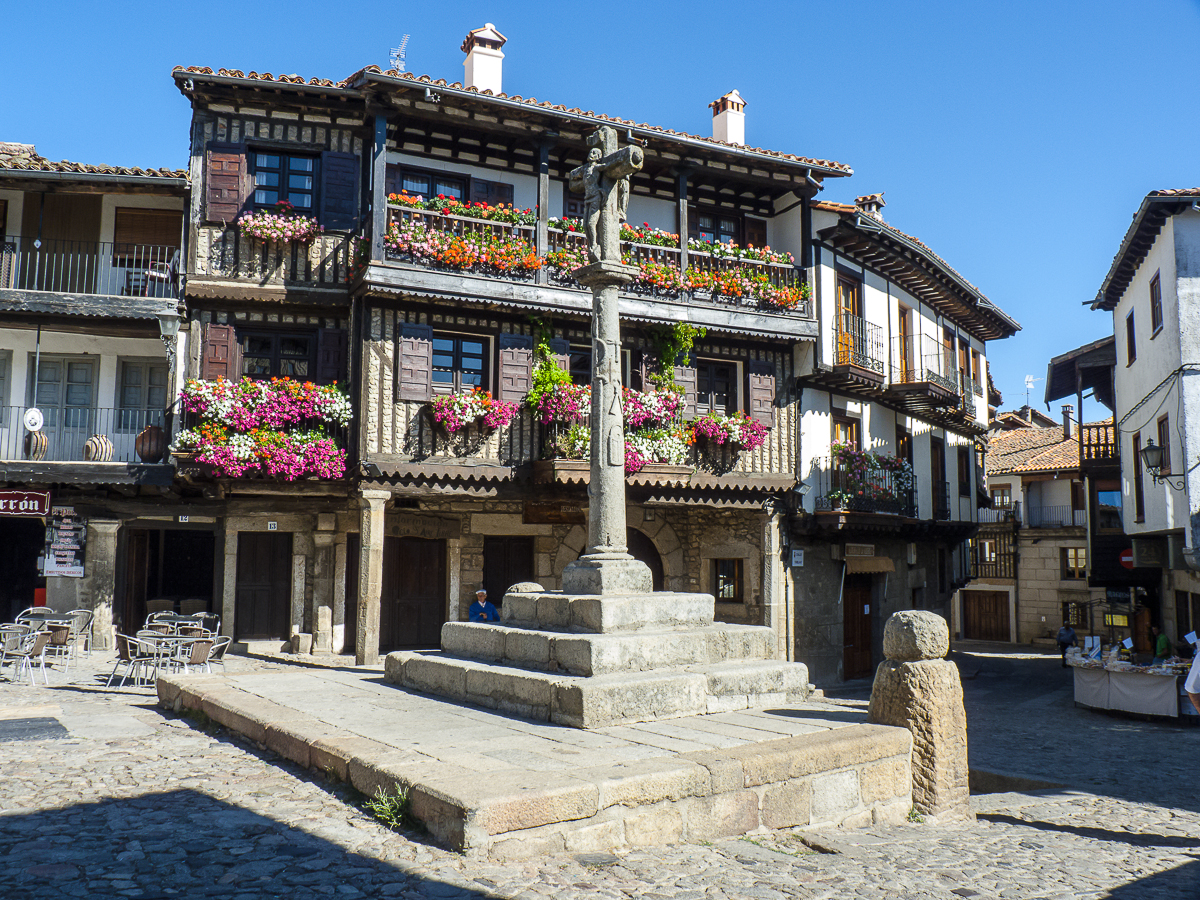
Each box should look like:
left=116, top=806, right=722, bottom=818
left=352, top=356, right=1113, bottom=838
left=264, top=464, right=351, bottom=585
left=441, top=621, right=774, bottom=677
left=501, top=590, right=715, bottom=634
left=386, top=652, right=810, bottom=729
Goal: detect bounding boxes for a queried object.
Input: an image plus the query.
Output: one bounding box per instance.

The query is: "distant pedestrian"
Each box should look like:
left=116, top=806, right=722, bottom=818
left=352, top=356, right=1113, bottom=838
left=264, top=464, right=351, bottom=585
left=1057, top=622, right=1077, bottom=668
left=1151, top=625, right=1171, bottom=665
left=469, top=588, right=498, bottom=623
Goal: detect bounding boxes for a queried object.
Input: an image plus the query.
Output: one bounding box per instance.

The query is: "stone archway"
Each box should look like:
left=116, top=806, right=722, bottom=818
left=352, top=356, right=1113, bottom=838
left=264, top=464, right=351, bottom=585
left=552, top=515, right=684, bottom=592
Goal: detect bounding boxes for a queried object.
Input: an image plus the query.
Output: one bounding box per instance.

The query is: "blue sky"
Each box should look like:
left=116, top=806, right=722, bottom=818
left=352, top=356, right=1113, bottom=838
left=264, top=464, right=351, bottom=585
left=3, top=1, right=1198, bottom=420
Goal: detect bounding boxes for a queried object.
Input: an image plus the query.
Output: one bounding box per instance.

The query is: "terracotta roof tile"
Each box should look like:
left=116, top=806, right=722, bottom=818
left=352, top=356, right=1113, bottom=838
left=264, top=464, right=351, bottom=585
left=0, top=142, right=185, bottom=180
left=987, top=425, right=1078, bottom=475
left=173, top=65, right=853, bottom=175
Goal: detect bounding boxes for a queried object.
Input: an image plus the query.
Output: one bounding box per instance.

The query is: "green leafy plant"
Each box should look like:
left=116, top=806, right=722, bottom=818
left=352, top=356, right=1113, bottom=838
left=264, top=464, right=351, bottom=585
left=363, top=783, right=416, bottom=832
left=907, top=806, right=925, bottom=823
left=526, top=317, right=573, bottom=409
left=646, top=323, right=706, bottom=391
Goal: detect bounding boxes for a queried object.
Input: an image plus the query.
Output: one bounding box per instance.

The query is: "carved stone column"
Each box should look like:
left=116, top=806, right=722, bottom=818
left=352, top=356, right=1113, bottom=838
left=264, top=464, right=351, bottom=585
left=356, top=490, right=390, bottom=664
left=79, top=519, right=120, bottom=650
left=560, top=261, right=652, bottom=596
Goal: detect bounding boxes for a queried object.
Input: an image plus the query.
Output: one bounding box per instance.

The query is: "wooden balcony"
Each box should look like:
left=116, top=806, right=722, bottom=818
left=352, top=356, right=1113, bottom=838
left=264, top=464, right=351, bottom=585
left=889, top=340, right=960, bottom=411
left=969, top=528, right=1015, bottom=580
left=1080, top=422, right=1118, bottom=470
left=187, top=225, right=356, bottom=301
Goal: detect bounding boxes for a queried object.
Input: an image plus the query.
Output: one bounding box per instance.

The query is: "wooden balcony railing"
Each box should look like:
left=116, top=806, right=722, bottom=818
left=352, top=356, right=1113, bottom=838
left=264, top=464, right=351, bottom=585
left=1080, top=423, right=1118, bottom=466
left=970, top=530, right=1015, bottom=579
left=192, top=226, right=355, bottom=287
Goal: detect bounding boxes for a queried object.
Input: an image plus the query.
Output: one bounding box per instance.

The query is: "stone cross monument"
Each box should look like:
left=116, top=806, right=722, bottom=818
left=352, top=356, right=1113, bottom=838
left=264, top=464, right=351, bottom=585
left=560, top=126, right=653, bottom=595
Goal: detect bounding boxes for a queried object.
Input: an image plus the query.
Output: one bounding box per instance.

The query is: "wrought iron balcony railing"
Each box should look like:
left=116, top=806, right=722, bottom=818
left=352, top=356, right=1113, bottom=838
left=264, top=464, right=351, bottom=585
left=933, top=480, right=951, bottom=521
left=1, top=237, right=178, bottom=298
left=834, top=312, right=885, bottom=373
left=813, top=457, right=917, bottom=517
left=1026, top=505, right=1086, bottom=528
left=0, top=407, right=169, bottom=463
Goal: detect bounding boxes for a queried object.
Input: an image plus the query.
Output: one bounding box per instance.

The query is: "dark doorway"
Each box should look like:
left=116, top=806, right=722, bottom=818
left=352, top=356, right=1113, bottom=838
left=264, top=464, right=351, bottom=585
left=380, top=536, right=446, bottom=651
left=483, top=536, right=534, bottom=606
left=235, top=531, right=292, bottom=641
left=843, top=573, right=874, bottom=679
left=962, top=590, right=1009, bottom=642
left=121, top=528, right=216, bottom=633
left=0, top=518, right=45, bottom=622
left=344, top=531, right=359, bottom=656
left=627, top=528, right=664, bottom=591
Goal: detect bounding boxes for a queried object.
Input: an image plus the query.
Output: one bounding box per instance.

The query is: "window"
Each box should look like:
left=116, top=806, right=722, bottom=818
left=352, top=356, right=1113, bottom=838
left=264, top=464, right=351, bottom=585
left=1095, top=481, right=1123, bottom=531
left=693, top=211, right=739, bottom=244
left=713, top=559, right=744, bottom=603
left=836, top=275, right=862, bottom=318
left=117, top=360, right=168, bottom=431
left=696, top=359, right=734, bottom=414
left=958, top=446, right=971, bottom=496
left=971, top=350, right=983, bottom=394
left=979, top=539, right=998, bottom=564
left=896, top=424, right=912, bottom=466
left=991, top=484, right=1012, bottom=508
left=1062, top=600, right=1088, bottom=628
left=432, top=332, right=488, bottom=394
left=1132, top=434, right=1145, bottom=522
left=28, top=356, right=96, bottom=429
left=832, top=414, right=859, bottom=450
left=1125, top=311, right=1136, bottom=364
left=1062, top=547, right=1087, bottom=580
left=569, top=344, right=591, bottom=387
left=1150, top=272, right=1163, bottom=334
left=252, top=152, right=317, bottom=209
left=241, top=332, right=316, bottom=379
left=388, top=166, right=466, bottom=202
left=1157, top=415, right=1171, bottom=475
left=112, top=208, right=182, bottom=261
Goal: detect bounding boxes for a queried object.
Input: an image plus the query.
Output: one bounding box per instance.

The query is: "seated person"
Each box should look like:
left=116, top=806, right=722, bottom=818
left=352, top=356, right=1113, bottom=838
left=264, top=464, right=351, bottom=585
left=469, top=588, right=499, bottom=622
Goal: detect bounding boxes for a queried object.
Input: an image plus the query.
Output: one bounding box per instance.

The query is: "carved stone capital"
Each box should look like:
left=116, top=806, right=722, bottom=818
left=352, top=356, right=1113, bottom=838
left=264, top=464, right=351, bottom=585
left=573, top=260, right=639, bottom=288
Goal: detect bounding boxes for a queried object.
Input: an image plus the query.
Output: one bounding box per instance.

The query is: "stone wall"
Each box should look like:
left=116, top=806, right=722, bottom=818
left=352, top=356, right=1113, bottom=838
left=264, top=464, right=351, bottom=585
left=1015, top=530, right=1104, bottom=642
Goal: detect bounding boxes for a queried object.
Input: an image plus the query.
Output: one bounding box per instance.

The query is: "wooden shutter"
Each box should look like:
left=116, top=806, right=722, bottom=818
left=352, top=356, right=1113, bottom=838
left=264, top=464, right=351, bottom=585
left=320, top=151, right=360, bottom=231
left=396, top=323, right=433, bottom=402
left=498, top=334, right=534, bottom=404
left=316, top=328, right=348, bottom=385
left=745, top=218, right=767, bottom=248
left=470, top=178, right=515, bottom=207
left=113, top=208, right=182, bottom=254
left=385, top=164, right=404, bottom=197
left=674, top=365, right=698, bottom=417
left=638, top=350, right=659, bottom=391
left=200, top=324, right=241, bottom=381
left=204, top=143, right=246, bottom=223
left=747, top=360, right=776, bottom=427
left=548, top=338, right=571, bottom=374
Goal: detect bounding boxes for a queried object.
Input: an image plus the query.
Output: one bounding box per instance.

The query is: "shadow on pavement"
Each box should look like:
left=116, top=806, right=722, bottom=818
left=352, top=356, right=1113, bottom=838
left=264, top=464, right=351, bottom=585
left=979, top=812, right=1200, bottom=850
left=0, top=789, right=496, bottom=899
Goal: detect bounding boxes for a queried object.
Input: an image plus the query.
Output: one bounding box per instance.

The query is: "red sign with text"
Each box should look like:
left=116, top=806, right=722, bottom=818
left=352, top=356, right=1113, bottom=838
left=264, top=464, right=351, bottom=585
left=0, top=490, right=50, bottom=517
left=1120, top=548, right=1134, bottom=570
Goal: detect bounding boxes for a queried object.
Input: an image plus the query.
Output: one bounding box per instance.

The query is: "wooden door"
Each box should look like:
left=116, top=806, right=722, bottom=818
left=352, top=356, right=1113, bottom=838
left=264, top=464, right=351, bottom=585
left=235, top=532, right=292, bottom=640
left=123, top=529, right=151, bottom=634
left=380, top=537, right=446, bottom=651
left=835, top=277, right=860, bottom=363
left=483, top=536, right=535, bottom=608
left=344, top=531, right=359, bottom=655
left=744, top=218, right=767, bottom=249
left=897, top=307, right=912, bottom=381
left=843, top=574, right=874, bottom=679
left=931, top=437, right=946, bottom=516
left=963, top=590, right=1009, bottom=641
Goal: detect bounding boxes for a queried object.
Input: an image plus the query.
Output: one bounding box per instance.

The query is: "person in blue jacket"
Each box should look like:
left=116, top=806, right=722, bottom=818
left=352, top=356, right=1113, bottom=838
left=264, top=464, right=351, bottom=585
left=469, top=588, right=499, bottom=622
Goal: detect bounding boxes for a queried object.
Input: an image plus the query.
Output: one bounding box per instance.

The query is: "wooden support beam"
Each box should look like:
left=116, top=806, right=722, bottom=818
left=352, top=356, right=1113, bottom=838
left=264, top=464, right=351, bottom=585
left=371, top=113, right=389, bottom=261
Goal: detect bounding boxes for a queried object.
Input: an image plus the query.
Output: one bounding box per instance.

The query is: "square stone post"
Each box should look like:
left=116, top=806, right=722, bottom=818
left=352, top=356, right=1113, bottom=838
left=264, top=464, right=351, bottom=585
left=761, top=504, right=786, bottom=659
left=332, top=534, right=348, bottom=654
left=79, top=519, right=119, bottom=650
left=357, top=490, right=390, bottom=665
left=221, top=525, right=237, bottom=638
left=312, top=531, right=335, bottom=653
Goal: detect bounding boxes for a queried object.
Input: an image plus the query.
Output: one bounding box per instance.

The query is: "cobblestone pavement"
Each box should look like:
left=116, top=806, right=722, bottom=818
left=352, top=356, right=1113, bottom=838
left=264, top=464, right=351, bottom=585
left=1, top=647, right=1198, bottom=899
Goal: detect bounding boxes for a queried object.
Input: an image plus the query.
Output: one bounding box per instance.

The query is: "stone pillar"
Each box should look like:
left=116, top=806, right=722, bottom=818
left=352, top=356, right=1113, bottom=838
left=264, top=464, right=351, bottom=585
left=446, top=538, right=463, bottom=622
left=357, top=490, right=390, bottom=665
left=761, top=505, right=785, bottom=659
left=79, top=519, right=119, bottom=650
left=312, top=531, right=335, bottom=653
left=868, top=611, right=972, bottom=822
left=332, top=535, right=347, bottom=654
left=221, top=526, right=237, bottom=639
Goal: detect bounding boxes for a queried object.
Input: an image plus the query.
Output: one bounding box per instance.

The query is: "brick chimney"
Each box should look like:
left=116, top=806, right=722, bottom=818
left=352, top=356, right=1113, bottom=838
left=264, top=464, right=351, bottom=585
left=709, top=90, right=746, bottom=145
left=855, top=193, right=886, bottom=221
left=461, top=23, right=507, bottom=94
left=1062, top=404, right=1074, bottom=440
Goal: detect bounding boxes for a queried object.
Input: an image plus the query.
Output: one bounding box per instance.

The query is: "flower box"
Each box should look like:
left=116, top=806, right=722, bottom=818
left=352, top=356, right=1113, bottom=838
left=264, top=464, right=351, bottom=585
left=532, top=458, right=693, bottom=486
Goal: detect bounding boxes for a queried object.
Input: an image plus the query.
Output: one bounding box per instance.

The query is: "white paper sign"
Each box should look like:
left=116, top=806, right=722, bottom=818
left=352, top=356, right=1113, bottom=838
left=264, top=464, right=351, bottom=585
left=791, top=549, right=804, bottom=567
left=1122, top=637, right=1134, bottom=649
left=1186, top=631, right=1198, bottom=646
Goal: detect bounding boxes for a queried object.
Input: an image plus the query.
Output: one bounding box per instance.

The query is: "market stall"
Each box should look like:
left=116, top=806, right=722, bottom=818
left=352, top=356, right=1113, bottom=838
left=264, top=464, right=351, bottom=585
left=1068, top=650, right=1195, bottom=718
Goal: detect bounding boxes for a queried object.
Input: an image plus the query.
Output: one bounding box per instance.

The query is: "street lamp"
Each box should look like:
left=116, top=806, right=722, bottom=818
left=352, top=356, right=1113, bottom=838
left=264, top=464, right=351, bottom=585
left=1139, top=439, right=1184, bottom=490
left=156, top=309, right=182, bottom=369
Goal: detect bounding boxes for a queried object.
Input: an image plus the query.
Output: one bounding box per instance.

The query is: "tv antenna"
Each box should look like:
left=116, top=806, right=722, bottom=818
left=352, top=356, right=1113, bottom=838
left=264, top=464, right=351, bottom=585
left=1024, top=374, right=1041, bottom=407
left=390, top=35, right=411, bottom=73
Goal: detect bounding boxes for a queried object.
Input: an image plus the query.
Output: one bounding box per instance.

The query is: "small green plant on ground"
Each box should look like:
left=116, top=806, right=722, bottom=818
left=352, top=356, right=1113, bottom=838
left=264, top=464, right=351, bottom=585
left=363, top=783, right=417, bottom=832
left=907, top=806, right=925, bottom=823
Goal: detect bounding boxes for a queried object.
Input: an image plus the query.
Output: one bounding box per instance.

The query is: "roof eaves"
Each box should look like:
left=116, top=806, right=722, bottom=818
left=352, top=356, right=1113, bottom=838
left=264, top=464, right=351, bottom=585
left=1092, top=189, right=1200, bottom=311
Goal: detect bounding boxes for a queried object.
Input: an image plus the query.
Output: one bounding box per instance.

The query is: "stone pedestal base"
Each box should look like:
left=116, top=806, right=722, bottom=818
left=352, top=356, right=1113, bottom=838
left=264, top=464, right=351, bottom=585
left=561, top=554, right=653, bottom=595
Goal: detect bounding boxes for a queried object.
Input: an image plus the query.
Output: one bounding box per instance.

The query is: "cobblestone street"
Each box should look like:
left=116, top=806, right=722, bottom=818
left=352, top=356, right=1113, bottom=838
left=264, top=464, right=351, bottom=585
left=1, top=647, right=1198, bottom=899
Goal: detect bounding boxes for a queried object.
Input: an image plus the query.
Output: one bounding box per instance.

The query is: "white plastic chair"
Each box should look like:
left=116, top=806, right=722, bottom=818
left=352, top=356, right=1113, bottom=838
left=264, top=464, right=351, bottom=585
left=11, top=630, right=52, bottom=685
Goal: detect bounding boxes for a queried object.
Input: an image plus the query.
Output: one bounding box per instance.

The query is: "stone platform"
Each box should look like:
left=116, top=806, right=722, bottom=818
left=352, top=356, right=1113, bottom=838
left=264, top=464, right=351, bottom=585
left=387, top=587, right=810, bottom=728
left=156, top=666, right=913, bottom=859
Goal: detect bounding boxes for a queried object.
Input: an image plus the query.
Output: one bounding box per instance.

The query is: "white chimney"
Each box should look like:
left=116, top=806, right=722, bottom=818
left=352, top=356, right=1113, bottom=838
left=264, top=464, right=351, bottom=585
left=709, top=90, right=746, bottom=145
left=461, top=22, right=507, bottom=94
left=855, top=193, right=886, bottom=221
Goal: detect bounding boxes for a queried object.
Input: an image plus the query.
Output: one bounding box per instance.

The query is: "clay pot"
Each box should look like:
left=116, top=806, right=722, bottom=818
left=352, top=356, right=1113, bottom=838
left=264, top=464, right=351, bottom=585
left=135, top=424, right=166, bottom=463
left=83, top=434, right=114, bottom=462
left=24, top=430, right=48, bottom=461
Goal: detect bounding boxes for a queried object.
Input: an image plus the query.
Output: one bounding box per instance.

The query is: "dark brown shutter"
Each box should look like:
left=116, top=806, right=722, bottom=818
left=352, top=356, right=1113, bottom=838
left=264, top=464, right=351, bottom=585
left=470, top=178, right=515, bottom=207
left=113, top=208, right=183, bottom=254
left=745, top=218, right=767, bottom=248
left=747, top=360, right=776, bottom=427
left=548, top=338, right=571, bottom=374
left=200, top=324, right=240, bottom=381
left=320, top=151, right=360, bottom=231
left=498, top=334, right=534, bottom=404
left=638, top=350, right=659, bottom=391
left=204, top=143, right=246, bottom=224
left=674, top=365, right=698, bottom=417
left=316, top=328, right=348, bottom=385
left=396, top=324, right=434, bottom=402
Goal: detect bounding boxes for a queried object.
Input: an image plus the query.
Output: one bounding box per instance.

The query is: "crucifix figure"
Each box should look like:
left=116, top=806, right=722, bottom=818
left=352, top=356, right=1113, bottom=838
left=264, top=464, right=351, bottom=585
left=560, top=126, right=653, bottom=596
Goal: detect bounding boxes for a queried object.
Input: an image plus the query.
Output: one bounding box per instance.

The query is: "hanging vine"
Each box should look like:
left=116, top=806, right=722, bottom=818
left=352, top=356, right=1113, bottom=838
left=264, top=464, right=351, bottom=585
left=646, top=323, right=707, bottom=391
